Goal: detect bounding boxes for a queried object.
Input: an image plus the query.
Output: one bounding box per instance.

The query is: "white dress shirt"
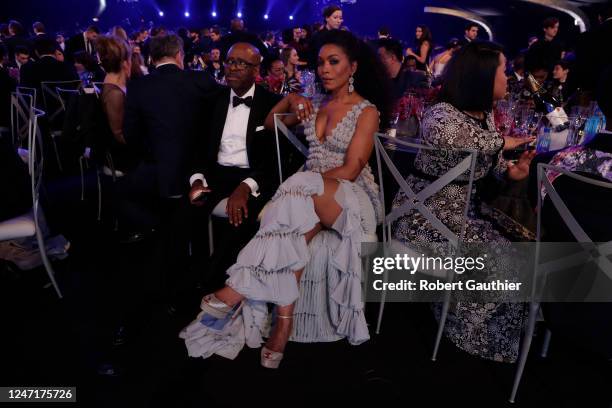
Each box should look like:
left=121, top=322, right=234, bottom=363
left=190, top=84, right=259, bottom=196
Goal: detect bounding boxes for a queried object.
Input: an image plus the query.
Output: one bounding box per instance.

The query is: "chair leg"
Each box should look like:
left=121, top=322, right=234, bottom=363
left=509, top=302, right=539, bottom=403
left=51, top=136, right=63, bottom=172
left=33, top=205, right=62, bottom=299
left=375, top=269, right=389, bottom=334
left=540, top=328, right=552, bottom=358
left=432, top=288, right=451, bottom=361
left=208, top=216, right=214, bottom=257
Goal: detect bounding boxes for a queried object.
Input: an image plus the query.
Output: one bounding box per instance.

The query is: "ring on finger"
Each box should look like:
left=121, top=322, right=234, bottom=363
left=297, top=103, right=305, bottom=110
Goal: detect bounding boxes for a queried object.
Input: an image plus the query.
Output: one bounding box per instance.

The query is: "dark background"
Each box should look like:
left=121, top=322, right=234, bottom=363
left=0, top=0, right=604, bottom=58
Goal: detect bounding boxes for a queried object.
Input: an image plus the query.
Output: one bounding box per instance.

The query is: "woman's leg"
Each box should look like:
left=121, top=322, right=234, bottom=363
left=214, top=177, right=343, bottom=308
left=264, top=177, right=343, bottom=353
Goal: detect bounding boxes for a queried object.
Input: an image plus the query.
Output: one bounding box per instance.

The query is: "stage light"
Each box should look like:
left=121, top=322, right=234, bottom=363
left=211, top=11, right=217, bottom=17
left=289, top=15, right=294, bottom=20
left=184, top=11, right=190, bottom=18
left=264, top=14, right=269, bottom=20
left=92, top=17, right=99, bottom=22
left=237, top=12, right=243, bottom=18
left=158, top=11, right=164, bottom=17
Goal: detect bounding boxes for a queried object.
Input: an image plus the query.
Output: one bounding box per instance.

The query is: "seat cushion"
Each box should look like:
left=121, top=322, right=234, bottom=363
left=0, top=212, right=35, bottom=241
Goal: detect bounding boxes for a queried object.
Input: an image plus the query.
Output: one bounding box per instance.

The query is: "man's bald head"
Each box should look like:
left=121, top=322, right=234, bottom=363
left=227, top=42, right=261, bottom=65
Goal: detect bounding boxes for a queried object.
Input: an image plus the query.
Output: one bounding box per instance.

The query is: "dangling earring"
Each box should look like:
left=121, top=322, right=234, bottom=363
left=348, top=75, right=355, bottom=94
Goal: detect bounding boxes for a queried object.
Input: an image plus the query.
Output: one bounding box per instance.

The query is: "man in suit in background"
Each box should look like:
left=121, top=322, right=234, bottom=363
left=378, top=38, right=429, bottom=103
left=31, top=22, right=49, bottom=42
left=189, top=42, right=281, bottom=286
left=20, top=36, right=78, bottom=100
left=0, top=45, right=17, bottom=130
left=4, top=20, right=32, bottom=61
left=65, top=25, right=99, bottom=62
left=121, top=33, right=219, bottom=306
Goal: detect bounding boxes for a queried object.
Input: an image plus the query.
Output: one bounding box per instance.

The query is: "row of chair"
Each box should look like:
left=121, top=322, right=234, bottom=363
left=0, top=90, right=63, bottom=298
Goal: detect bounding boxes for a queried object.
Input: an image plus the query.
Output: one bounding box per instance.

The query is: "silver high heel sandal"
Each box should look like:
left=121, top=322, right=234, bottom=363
left=199, top=294, right=244, bottom=330
left=261, top=314, right=293, bottom=369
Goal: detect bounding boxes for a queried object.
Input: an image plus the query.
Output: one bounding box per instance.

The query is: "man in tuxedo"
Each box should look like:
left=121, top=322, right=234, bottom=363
left=9, top=45, right=30, bottom=72
left=262, top=31, right=279, bottom=59
left=189, top=42, right=282, bottom=285
left=120, top=33, right=219, bottom=304
left=4, top=20, right=32, bottom=60
left=378, top=38, right=429, bottom=103
left=31, top=22, right=48, bottom=41
left=65, top=25, right=99, bottom=62
left=459, top=23, right=479, bottom=47
left=20, top=36, right=78, bottom=99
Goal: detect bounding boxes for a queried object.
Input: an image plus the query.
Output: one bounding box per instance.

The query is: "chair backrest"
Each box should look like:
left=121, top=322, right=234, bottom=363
left=273, top=113, right=309, bottom=184
left=55, top=87, right=80, bottom=113
left=29, top=108, right=46, bottom=199
left=535, top=163, right=612, bottom=299
left=16, top=86, right=37, bottom=107
left=536, top=163, right=612, bottom=243
left=10, top=92, right=34, bottom=148
left=373, top=133, right=478, bottom=249
left=40, top=80, right=82, bottom=125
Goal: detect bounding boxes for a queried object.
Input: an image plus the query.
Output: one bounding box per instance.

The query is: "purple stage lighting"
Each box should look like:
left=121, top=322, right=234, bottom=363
left=158, top=11, right=164, bottom=17
left=184, top=11, right=190, bottom=18
left=237, top=12, right=243, bottom=18
left=264, top=14, right=269, bottom=20
left=289, top=15, right=294, bottom=20
left=211, top=11, right=217, bottom=17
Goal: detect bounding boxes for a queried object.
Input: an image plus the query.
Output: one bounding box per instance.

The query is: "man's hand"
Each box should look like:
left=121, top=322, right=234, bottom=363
left=226, top=182, right=251, bottom=226
left=287, top=93, right=314, bottom=122
left=507, top=150, right=536, bottom=181
left=189, top=180, right=211, bottom=206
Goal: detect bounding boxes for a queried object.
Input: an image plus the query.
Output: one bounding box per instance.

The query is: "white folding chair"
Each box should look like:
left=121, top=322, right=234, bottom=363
left=373, top=133, right=477, bottom=361
left=1, top=105, right=63, bottom=299
left=509, top=163, right=612, bottom=403
left=40, top=80, right=82, bottom=172
left=40, top=80, right=82, bottom=123
left=11, top=91, right=34, bottom=148
left=16, top=86, right=37, bottom=109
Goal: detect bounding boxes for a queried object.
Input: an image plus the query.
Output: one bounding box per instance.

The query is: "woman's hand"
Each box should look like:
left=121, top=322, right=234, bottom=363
left=507, top=150, right=536, bottom=181
left=405, top=48, right=415, bottom=57
left=287, top=93, right=314, bottom=121
left=503, top=135, right=536, bottom=151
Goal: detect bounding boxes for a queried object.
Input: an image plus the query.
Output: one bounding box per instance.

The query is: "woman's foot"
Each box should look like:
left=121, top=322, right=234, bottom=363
left=261, top=313, right=293, bottom=369
left=199, top=292, right=244, bottom=330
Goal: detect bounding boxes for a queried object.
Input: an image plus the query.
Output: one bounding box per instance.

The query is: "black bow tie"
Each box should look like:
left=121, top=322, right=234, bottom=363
left=232, top=95, right=253, bottom=108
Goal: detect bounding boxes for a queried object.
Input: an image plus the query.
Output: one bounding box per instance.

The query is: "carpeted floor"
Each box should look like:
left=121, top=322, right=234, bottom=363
left=1, top=176, right=611, bottom=408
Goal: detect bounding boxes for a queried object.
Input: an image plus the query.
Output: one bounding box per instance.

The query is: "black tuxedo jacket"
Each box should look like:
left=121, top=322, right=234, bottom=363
left=66, top=33, right=91, bottom=61
left=123, top=64, right=219, bottom=197
left=194, top=84, right=282, bottom=196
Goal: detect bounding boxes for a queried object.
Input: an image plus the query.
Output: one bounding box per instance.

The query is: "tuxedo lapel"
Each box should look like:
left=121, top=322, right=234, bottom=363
left=246, top=85, right=264, bottom=156
left=212, top=88, right=231, bottom=151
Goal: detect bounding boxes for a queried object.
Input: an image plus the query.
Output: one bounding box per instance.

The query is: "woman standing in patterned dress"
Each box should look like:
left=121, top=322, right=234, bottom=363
left=180, top=30, right=390, bottom=368
left=392, top=41, right=536, bottom=362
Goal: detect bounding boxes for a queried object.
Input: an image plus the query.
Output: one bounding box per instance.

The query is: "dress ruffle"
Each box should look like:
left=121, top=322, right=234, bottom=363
left=180, top=172, right=371, bottom=360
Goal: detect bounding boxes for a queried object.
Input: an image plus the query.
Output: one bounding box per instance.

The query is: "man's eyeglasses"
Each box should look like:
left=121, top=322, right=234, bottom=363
left=224, top=58, right=259, bottom=70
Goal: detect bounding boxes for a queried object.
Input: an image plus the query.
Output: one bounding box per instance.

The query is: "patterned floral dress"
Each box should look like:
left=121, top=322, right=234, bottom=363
left=391, top=102, right=533, bottom=363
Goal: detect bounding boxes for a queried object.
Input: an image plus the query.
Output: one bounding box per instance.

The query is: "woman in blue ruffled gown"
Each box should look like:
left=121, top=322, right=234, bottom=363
left=180, top=30, right=390, bottom=368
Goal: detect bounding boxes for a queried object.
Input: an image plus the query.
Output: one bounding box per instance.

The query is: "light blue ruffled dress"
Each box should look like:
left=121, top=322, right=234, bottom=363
left=180, top=96, right=381, bottom=359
